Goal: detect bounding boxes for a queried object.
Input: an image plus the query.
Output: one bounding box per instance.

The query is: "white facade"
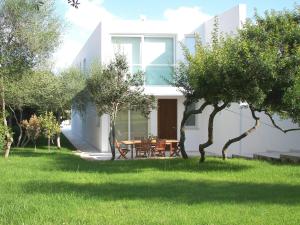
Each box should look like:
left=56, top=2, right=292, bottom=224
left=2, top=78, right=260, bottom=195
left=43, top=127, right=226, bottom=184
left=71, top=4, right=300, bottom=156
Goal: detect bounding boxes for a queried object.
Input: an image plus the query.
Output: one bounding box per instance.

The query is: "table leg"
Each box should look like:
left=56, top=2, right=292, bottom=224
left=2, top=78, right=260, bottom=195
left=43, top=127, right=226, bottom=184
left=131, top=144, right=134, bottom=159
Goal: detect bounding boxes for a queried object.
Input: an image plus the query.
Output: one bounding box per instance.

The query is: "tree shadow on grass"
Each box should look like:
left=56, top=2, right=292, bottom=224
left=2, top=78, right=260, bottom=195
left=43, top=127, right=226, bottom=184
left=9, top=134, right=76, bottom=158
left=8, top=149, right=68, bottom=158
left=22, top=179, right=300, bottom=205
left=44, top=153, right=253, bottom=174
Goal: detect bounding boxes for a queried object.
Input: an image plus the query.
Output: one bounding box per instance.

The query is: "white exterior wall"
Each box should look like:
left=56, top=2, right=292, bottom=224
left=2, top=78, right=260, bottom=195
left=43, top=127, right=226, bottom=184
left=71, top=4, right=300, bottom=155
left=71, top=23, right=104, bottom=151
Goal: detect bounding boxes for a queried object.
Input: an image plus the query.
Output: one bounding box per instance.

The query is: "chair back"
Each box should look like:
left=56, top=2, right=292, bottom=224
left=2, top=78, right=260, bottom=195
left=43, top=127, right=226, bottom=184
left=155, top=139, right=166, bottom=149
left=141, top=138, right=151, bottom=152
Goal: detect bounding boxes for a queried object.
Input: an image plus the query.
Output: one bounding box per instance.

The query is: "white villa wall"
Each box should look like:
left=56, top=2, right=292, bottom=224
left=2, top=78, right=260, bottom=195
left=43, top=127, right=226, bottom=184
left=71, top=4, right=300, bottom=155
left=203, top=4, right=246, bottom=44
left=71, top=23, right=103, bottom=150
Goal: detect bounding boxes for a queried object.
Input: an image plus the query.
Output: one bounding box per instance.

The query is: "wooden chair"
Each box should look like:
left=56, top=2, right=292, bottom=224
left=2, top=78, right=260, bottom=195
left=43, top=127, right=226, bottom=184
left=135, top=138, right=150, bottom=158
left=153, top=139, right=166, bottom=157
left=170, top=142, right=181, bottom=157
left=115, top=141, right=130, bottom=159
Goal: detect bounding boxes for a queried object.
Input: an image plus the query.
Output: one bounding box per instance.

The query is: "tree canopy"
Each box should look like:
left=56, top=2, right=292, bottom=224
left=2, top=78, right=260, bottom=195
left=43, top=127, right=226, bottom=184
left=85, top=54, right=155, bottom=160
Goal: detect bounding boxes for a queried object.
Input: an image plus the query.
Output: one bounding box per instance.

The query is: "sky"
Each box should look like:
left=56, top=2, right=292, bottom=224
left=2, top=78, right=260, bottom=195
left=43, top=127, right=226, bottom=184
left=52, top=0, right=300, bottom=73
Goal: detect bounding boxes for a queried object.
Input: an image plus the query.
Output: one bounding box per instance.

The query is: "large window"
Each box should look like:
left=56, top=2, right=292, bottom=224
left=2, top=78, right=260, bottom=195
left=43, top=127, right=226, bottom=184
left=115, top=110, right=148, bottom=141
left=112, top=37, right=142, bottom=74
left=144, top=37, right=174, bottom=85
left=111, top=36, right=175, bottom=85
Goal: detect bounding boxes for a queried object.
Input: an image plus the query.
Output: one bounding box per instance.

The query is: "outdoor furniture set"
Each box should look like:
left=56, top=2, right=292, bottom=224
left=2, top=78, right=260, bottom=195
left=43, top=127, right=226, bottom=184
left=116, top=138, right=181, bottom=159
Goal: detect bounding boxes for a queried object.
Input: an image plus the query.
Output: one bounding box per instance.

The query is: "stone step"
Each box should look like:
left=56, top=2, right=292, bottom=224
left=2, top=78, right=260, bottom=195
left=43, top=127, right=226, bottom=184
left=253, top=152, right=281, bottom=162
left=280, top=152, right=300, bottom=163
left=289, top=149, right=300, bottom=153
left=232, top=153, right=253, bottom=160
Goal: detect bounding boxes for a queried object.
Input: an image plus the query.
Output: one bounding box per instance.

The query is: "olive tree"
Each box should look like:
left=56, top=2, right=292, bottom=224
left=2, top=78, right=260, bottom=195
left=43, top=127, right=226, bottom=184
left=0, top=0, right=62, bottom=157
left=86, top=54, right=155, bottom=160
left=171, top=37, right=209, bottom=159
left=222, top=7, right=300, bottom=158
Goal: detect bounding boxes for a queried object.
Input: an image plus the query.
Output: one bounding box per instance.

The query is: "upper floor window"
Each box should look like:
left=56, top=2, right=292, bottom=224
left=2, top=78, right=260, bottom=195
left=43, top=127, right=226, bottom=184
left=144, top=37, right=174, bottom=85
left=111, top=35, right=175, bottom=86
left=184, top=35, right=196, bottom=55
left=111, top=37, right=142, bottom=74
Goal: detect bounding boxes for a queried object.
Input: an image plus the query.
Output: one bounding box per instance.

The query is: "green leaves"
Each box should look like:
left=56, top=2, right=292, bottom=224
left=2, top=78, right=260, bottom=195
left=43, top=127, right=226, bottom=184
left=85, top=54, right=155, bottom=118
left=0, top=0, right=62, bottom=77
left=39, top=112, right=60, bottom=139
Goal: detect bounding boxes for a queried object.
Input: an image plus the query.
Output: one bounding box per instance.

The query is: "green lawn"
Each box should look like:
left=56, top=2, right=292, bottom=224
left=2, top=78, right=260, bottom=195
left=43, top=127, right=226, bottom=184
left=1, top=136, right=300, bottom=225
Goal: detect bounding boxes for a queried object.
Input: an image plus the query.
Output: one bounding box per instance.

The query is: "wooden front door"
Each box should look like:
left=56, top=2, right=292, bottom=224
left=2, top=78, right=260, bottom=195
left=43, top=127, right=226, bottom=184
left=157, top=99, right=177, bottom=139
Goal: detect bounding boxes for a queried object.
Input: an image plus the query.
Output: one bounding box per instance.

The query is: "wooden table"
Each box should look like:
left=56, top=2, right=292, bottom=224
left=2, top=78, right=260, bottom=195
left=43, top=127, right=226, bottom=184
left=121, top=139, right=179, bottom=159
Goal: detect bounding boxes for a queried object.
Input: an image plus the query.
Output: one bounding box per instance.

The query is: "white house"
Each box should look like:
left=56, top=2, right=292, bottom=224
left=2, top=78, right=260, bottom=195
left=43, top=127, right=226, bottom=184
left=71, top=4, right=300, bottom=157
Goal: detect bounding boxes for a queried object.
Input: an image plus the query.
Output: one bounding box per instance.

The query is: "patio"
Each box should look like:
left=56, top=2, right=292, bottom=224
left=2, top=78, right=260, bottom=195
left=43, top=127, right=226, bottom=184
left=119, top=139, right=181, bottom=159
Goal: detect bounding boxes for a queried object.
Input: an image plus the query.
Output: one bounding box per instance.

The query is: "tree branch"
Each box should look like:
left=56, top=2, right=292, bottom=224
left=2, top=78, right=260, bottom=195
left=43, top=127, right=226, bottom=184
left=265, top=111, right=300, bottom=133
left=179, top=101, right=209, bottom=159
left=199, top=101, right=228, bottom=162
left=222, top=105, right=260, bottom=159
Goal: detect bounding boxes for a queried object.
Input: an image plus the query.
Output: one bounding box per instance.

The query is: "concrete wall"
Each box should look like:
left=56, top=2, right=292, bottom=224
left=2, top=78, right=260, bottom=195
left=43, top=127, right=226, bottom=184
left=177, top=101, right=300, bottom=156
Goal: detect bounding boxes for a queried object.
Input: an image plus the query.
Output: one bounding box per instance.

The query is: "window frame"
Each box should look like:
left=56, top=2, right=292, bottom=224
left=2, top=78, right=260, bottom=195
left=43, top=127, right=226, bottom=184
left=110, top=34, right=177, bottom=86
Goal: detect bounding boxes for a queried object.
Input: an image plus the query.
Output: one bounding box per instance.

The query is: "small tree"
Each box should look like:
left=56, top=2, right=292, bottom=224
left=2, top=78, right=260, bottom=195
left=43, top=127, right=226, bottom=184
left=86, top=54, right=155, bottom=160
left=39, top=112, right=60, bottom=152
left=21, top=114, right=41, bottom=151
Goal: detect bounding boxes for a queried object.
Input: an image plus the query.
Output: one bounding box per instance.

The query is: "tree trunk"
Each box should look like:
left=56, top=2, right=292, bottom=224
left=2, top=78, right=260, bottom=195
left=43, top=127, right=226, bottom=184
left=21, top=135, right=29, bottom=147
left=56, top=111, right=61, bottom=149
left=4, top=134, right=13, bottom=158
left=222, top=106, right=260, bottom=160
left=109, top=118, right=116, bottom=160
left=198, top=102, right=228, bottom=163
left=179, top=105, right=189, bottom=159
left=1, top=78, right=13, bottom=158
left=34, top=140, right=37, bottom=152
left=56, top=135, right=61, bottom=149
left=48, top=136, right=51, bottom=152
left=8, top=106, right=23, bottom=147
left=179, top=101, right=209, bottom=159
left=16, top=109, right=23, bottom=147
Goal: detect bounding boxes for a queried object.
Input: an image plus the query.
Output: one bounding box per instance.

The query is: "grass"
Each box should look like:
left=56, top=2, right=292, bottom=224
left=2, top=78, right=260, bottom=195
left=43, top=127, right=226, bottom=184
left=0, top=136, right=300, bottom=225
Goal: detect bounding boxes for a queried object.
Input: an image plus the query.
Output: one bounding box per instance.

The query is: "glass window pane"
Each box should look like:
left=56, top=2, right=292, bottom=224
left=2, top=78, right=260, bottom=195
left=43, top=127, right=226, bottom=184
left=145, top=66, right=174, bottom=85
left=185, top=103, right=196, bottom=126
left=144, top=37, right=174, bottom=65
left=185, top=37, right=195, bottom=55
left=115, top=110, right=128, bottom=141
left=112, top=37, right=141, bottom=64
left=132, top=65, right=142, bottom=74
left=130, top=110, right=148, bottom=140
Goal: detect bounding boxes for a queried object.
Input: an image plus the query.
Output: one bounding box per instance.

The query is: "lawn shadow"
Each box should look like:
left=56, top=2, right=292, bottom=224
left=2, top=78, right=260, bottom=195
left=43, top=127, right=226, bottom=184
left=9, top=149, right=69, bottom=158
left=45, top=153, right=253, bottom=174
left=22, top=179, right=300, bottom=206
left=9, top=134, right=76, bottom=158
left=9, top=133, right=252, bottom=173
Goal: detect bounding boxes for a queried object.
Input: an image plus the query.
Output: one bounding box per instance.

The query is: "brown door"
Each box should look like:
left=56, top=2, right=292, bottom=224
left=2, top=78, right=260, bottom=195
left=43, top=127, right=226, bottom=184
left=157, top=99, right=177, bottom=139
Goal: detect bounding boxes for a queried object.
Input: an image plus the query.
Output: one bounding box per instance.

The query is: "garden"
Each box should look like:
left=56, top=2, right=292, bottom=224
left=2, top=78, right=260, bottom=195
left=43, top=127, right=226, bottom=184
left=1, top=136, right=300, bottom=225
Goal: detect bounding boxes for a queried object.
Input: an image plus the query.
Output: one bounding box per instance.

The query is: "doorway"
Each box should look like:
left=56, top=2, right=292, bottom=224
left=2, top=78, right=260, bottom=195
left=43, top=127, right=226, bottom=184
left=157, top=99, right=177, bottom=139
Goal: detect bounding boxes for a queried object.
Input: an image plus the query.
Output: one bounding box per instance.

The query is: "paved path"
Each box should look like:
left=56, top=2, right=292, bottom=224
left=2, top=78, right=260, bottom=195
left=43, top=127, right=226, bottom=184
left=62, top=126, right=214, bottom=160
left=62, top=126, right=113, bottom=160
